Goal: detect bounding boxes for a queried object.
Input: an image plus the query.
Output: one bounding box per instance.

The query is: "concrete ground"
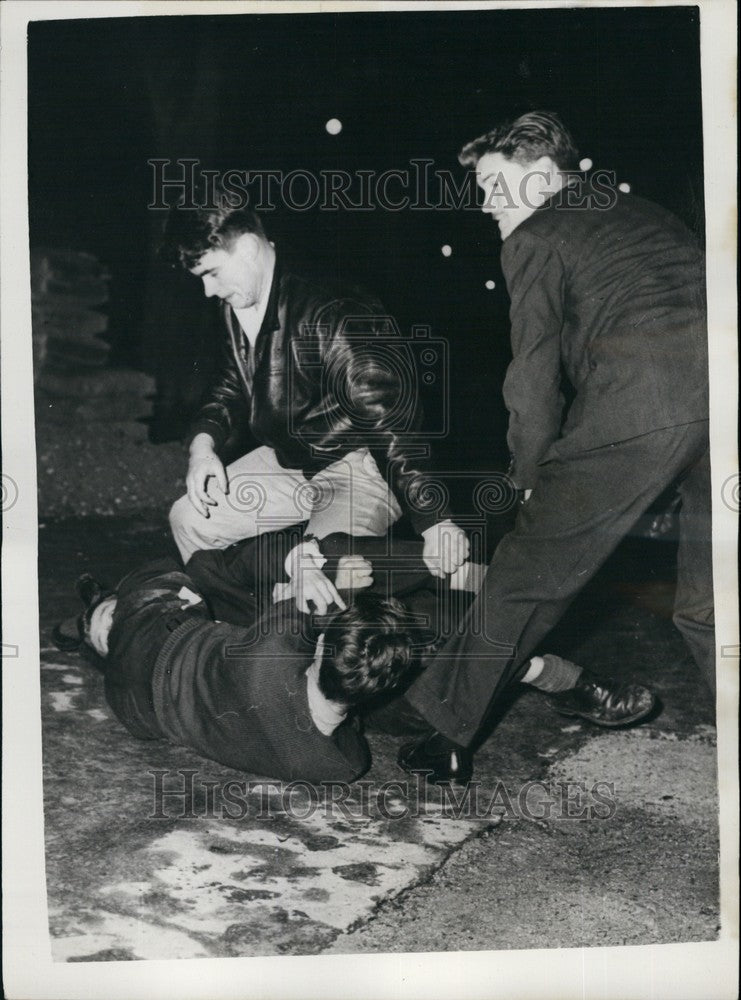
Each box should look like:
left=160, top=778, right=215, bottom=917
left=38, top=514, right=720, bottom=961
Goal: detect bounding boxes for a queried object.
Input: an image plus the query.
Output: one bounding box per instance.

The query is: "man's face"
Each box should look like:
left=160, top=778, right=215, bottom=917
left=189, top=236, right=262, bottom=309
left=476, top=152, right=551, bottom=240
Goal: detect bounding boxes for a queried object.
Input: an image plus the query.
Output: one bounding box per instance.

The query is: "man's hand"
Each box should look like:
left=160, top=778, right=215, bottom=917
left=421, top=520, right=470, bottom=579
left=186, top=434, right=228, bottom=517
left=335, top=554, right=373, bottom=592
left=285, top=541, right=347, bottom=615
left=294, top=566, right=347, bottom=615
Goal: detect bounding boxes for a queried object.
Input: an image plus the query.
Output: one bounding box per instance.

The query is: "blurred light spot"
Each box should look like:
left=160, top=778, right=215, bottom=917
left=485, top=280, right=496, bottom=290
left=441, top=244, right=452, bottom=257
left=579, top=157, right=593, bottom=171
left=618, top=182, right=631, bottom=193
left=325, top=118, right=343, bottom=135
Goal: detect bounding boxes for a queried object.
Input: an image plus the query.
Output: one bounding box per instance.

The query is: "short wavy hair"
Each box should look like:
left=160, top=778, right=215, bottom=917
left=459, top=111, right=579, bottom=171
left=318, top=591, right=417, bottom=708
left=161, top=184, right=266, bottom=269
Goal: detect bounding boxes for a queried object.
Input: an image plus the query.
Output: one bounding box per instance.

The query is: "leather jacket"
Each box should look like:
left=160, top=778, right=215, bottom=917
left=190, top=261, right=444, bottom=533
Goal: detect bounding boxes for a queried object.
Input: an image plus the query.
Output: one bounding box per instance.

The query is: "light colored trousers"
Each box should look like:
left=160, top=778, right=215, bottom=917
left=170, top=445, right=402, bottom=562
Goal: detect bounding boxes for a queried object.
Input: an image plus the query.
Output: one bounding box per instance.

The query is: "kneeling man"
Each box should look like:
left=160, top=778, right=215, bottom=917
left=162, top=193, right=468, bottom=581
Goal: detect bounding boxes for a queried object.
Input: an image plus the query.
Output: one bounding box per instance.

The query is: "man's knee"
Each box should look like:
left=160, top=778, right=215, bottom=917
left=169, top=494, right=210, bottom=562
left=169, top=494, right=193, bottom=535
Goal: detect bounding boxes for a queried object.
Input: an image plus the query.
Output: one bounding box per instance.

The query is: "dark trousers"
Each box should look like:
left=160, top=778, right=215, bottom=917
left=406, top=421, right=714, bottom=746
left=104, top=560, right=210, bottom=739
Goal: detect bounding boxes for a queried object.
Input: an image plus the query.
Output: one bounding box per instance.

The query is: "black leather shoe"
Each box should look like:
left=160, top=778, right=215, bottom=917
left=52, top=574, right=113, bottom=651
left=549, top=673, right=656, bottom=727
left=398, top=731, right=473, bottom=785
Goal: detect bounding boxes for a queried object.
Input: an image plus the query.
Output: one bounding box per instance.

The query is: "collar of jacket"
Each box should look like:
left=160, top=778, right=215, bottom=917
left=260, top=255, right=282, bottom=336
left=222, top=255, right=282, bottom=343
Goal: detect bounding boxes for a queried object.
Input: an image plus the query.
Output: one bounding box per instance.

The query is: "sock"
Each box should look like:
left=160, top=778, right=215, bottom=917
left=522, top=653, right=583, bottom=693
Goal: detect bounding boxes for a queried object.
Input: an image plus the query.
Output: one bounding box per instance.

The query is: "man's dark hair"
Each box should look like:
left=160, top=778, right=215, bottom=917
left=459, top=111, right=579, bottom=171
left=318, top=591, right=417, bottom=707
left=161, top=187, right=266, bottom=269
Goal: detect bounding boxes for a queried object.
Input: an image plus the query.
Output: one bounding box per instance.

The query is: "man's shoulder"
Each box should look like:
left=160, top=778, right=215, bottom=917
left=523, top=184, right=697, bottom=244
left=220, top=612, right=314, bottom=697
left=277, top=259, right=384, bottom=317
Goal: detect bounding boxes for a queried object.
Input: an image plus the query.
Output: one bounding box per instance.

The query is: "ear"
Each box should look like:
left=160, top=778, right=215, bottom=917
left=233, top=231, right=261, bottom=261
left=532, top=155, right=559, bottom=187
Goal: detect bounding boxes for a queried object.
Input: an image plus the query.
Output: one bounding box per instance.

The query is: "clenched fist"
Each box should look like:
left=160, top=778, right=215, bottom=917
left=421, top=519, right=470, bottom=579
left=334, top=554, right=374, bottom=591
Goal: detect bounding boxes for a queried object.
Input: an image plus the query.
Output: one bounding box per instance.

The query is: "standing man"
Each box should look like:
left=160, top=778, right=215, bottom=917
left=400, top=111, right=713, bottom=782
left=162, top=195, right=468, bottom=594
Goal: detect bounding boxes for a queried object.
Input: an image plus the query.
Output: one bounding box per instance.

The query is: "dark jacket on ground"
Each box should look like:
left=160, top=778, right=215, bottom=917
left=190, top=259, right=443, bottom=531
left=104, top=560, right=369, bottom=783
left=500, top=184, right=708, bottom=489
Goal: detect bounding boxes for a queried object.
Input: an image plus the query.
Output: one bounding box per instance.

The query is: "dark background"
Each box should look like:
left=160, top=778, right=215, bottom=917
left=28, top=6, right=704, bottom=470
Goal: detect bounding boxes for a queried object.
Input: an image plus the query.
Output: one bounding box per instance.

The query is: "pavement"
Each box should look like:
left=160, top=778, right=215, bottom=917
left=37, top=514, right=720, bottom=961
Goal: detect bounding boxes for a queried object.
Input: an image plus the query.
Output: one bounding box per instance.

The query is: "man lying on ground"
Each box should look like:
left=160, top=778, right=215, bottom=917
left=53, top=557, right=420, bottom=784
left=53, top=530, right=655, bottom=784
left=185, top=531, right=656, bottom=768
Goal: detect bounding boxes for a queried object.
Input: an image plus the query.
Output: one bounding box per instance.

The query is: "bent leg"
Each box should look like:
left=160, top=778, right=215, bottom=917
left=406, top=422, right=710, bottom=746
left=306, top=449, right=403, bottom=539
left=104, top=565, right=211, bottom=739
left=169, top=446, right=308, bottom=561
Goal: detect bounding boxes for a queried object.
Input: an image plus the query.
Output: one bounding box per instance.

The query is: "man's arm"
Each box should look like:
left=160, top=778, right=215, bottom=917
left=185, top=530, right=294, bottom=625
left=279, top=533, right=436, bottom=612
left=190, top=306, right=251, bottom=451
left=500, top=230, right=566, bottom=492
left=185, top=306, right=252, bottom=514
left=305, top=299, right=468, bottom=572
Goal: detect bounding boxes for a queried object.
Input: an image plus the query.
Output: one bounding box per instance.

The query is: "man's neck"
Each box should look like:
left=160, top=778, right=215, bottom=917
left=538, top=173, right=567, bottom=207
left=233, top=243, right=276, bottom=346
left=255, top=241, right=276, bottom=304
left=305, top=659, right=348, bottom=736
